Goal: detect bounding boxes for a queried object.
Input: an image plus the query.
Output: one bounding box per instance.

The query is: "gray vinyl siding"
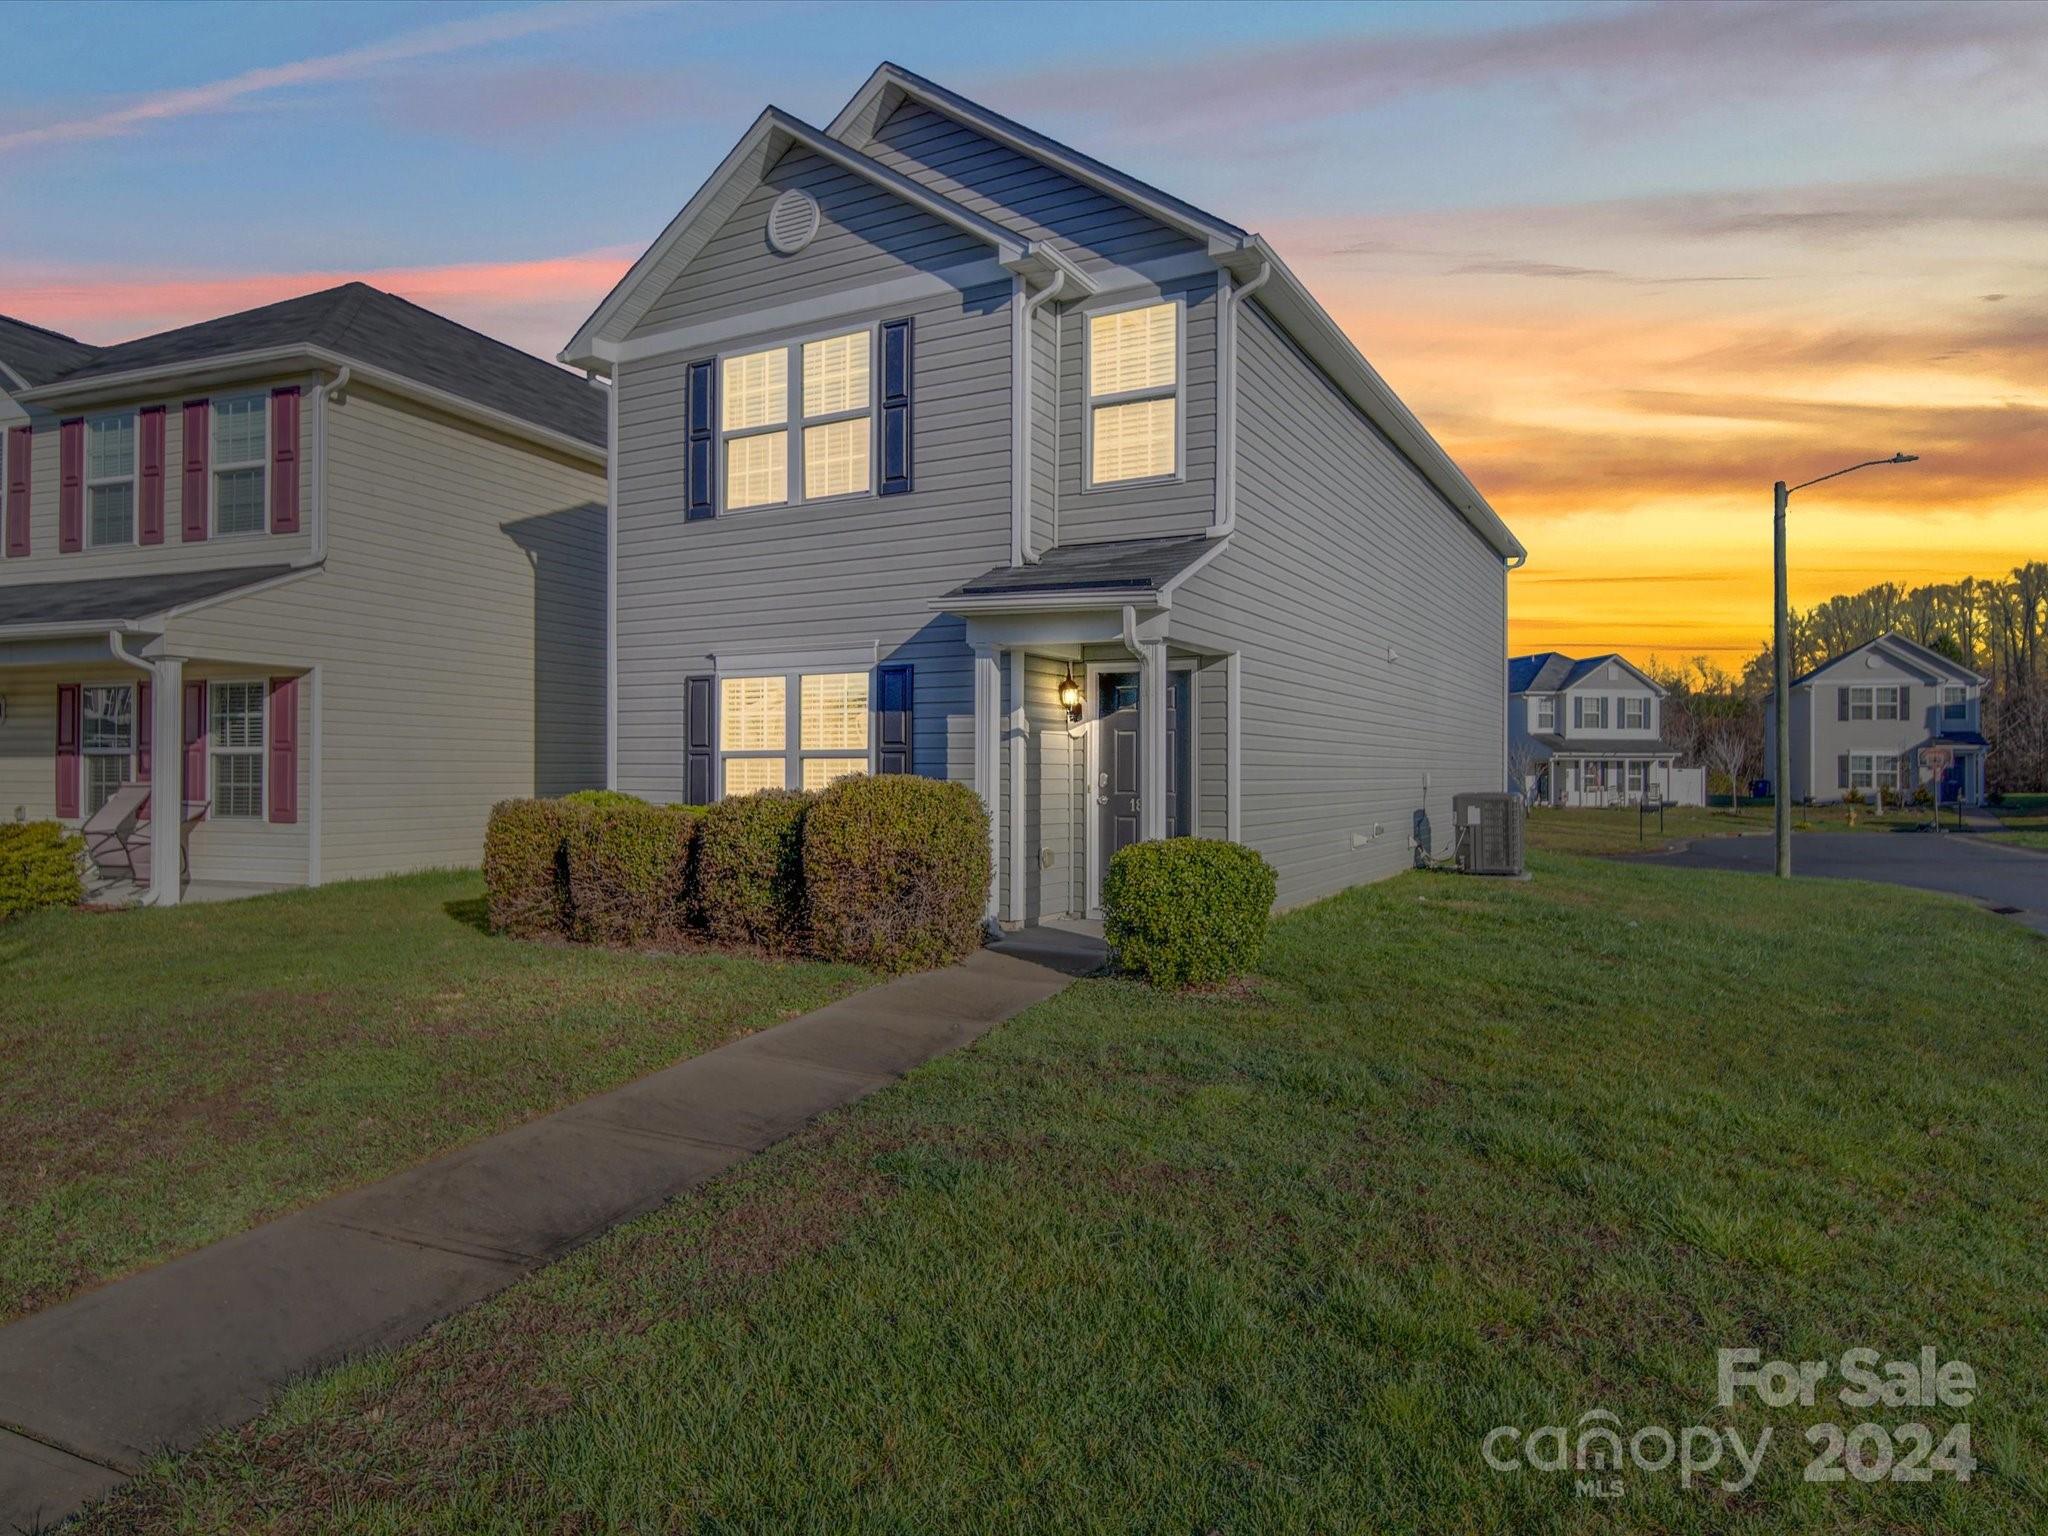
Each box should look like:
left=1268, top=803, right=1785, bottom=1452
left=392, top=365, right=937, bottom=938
left=1170, top=303, right=1507, bottom=909
left=631, top=145, right=987, bottom=338
left=1195, top=657, right=1227, bottom=838
left=0, top=375, right=316, bottom=578
left=998, top=651, right=1081, bottom=923
left=864, top=102, right=1206, bottom=275
left=1027, top=302, right=1058, bottom=555
left=612, top=278, right=1013, bottom=801
left=1057, top=276, right=1218, bottom=545
left=163, top=382, right=606, bottom=883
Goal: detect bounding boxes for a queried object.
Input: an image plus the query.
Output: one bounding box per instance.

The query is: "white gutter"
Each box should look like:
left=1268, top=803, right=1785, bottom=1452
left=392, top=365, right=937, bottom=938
left=1013, top=269, right=1068, bottom=566
left=107, top=630, right=180, bottom=907
left=1211, top=258, right=1271, bottom=540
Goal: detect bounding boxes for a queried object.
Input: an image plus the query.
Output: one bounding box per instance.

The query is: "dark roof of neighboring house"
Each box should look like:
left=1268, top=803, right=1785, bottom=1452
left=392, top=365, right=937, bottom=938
left=1790, top=631, right=1985, bottom=687
left=0, top=314, right=104, bottom=388
left=1529, top=734, right=1684, bottom=756
left=945, top=534, right=1218, bottom=601
left=1936, top=730, right=1988, bottom=748
left=0, top=565, right=296, bottom=629
left=39, top=283, right=605, bottom=449
left=1508, top=651, right=1631, bottom=693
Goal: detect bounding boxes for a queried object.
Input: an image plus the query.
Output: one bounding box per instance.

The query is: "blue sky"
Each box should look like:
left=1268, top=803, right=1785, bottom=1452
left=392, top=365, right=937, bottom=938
left=5, top=0, right=2044, bottom=658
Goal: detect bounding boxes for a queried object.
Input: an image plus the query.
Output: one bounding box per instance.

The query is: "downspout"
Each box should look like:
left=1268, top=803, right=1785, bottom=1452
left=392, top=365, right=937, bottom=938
left=1012, top=270, right=1066, bottom=566
left=108, top=631, right=178, bottom=907
left=1501, top=550, right=1526, bottom=792
left=1211, top=259, right=1272, bottom=540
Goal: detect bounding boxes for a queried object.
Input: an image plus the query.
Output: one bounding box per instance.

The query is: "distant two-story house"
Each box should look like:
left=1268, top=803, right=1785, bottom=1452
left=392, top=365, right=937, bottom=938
left=1508, top=651, right=1703, bottom=807
left=562, top=63, right=1525, bottom=921
left=0, top=284, right=606, bottom=904
left=1765, top=632, right=1987, bottom=805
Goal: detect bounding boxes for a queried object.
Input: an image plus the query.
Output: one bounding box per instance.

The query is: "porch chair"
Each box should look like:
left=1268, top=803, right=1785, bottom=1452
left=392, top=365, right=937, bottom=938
left=78, top=784, right=152, bottom=883
left=126, top=798, right=212, bottom=891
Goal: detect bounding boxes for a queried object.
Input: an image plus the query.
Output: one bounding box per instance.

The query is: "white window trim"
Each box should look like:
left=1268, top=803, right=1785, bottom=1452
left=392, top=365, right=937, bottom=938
left=715, top=662, right=878, bottom=799
left=1847, top=684, right=1901, bottom=722
left=1081, top=294, right=1187, bottom=493
left=717, top=323, right=878, bottom=515
left=80, top=683, right=136, bottom=815
left=208, top=678, right=268, bottom=820
left=1848, top=752, right=1902, bottom=793
left=210, top=392, right=270, bottom=540
left=1534, top=696, right=1555, bottom=732
left=1621, top=697, right=1649, bottom=730
left=1941, top=684, right=1969, bottom=721
left=85, top=409, right=138, bottom=549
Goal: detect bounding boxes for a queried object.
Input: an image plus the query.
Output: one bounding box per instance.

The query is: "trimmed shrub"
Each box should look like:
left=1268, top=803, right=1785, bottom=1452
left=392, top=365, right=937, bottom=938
left=804, top=775, right=989, bottom=973
left=565, top=800, right=700, bottom=946
left=483, top=798, right=571, bottom=938
left=695, top=789, right=812, bottom=950
left=1103, top=837, right=1275, bottom=989
left=0, top=821, right=84, bottom=922
left=560, top=789, right=645, bottom=810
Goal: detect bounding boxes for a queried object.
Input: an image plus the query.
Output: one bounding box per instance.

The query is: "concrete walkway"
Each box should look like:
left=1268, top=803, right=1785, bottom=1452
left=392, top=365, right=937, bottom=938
left=0, top=928, right=1103, bottom=1531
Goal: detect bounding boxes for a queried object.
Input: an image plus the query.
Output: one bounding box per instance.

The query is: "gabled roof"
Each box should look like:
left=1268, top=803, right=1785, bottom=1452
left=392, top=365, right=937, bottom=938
left=562, top=106, right=1090, bottom=366
left=1792, top=632, right=1985, bottom=688
left=1509, top=652, right=1662, bottom=695
left=0, top=565, right=297, bottom=631
left=0, top=314, right=102, bottom=391
left=24, top=284, right=604, bottom=452
left=943, top=533, right=1224, bottom=606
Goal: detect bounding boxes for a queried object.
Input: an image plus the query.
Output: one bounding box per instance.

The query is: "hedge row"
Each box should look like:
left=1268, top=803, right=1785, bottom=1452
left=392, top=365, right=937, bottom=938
left=0, top=821, right=84, bottom=923
left=485, top=774, right=990, bottom=973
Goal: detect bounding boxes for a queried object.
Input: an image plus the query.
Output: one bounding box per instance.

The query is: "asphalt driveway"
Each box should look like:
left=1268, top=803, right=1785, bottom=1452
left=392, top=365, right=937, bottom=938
left=1651, top=830, right=2048, bottom=935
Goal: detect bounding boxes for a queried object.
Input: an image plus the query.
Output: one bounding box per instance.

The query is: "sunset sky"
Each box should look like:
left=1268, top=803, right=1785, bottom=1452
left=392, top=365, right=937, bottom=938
left=6, top=0, right=2043, bottom=664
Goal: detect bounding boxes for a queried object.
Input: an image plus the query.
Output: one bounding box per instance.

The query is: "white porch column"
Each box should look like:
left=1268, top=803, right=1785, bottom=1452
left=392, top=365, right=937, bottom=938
left=1140, top=639, right=1168, bottom=843
left=1225, top=652, right=1242, bottom=843
left=973, top=644, right=1002, bottom=921
left=1007, top=649, right=1027, bottom=925
left=149, top=656, right=183, bottom=907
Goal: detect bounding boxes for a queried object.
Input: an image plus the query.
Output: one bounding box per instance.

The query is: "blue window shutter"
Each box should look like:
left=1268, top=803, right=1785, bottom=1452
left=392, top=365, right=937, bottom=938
left=684, top=674, right=716, bottom=803
left=686, top=359, right=716, bottom=519
left=879, top=319, right=913, bottom=496
left=876, top=664, right=914, bottom=773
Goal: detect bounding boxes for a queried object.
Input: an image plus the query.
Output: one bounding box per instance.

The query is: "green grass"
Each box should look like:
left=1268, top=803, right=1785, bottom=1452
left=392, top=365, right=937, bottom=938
left=1526, top=800, right=1912, bottom=855
left=1987, top=793, right=2048, bottom=852
left=82, top=856, right=2048, bottom=1534
left=0, top=870, right=866, bottom=1324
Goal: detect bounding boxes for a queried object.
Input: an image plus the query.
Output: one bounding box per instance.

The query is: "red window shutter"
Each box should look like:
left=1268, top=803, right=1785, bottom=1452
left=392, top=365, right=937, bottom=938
left=181, top=400, right=210, bottom=541
left=138, top=406, right=167, bottom=545
left=183, top=681, right=209, bottom=818
left=4, top=425, right=29, bottom=557
left=55, top=685, right=82, bottom=819
left=267, top=675, right=299, bottom=824
left=270, top=388, right=300, bottom=534
left=58, top=419, right=84, bottom=553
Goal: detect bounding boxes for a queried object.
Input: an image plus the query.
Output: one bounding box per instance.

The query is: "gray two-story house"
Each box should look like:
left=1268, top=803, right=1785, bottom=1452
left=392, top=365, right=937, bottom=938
left=1508, top=651, right=1702, bottom=807
left=563, top=63, right=1525, bottom=920
left=0, top=285, right=606, bottom=904
left=1765, top=633, right=1987, bottom=805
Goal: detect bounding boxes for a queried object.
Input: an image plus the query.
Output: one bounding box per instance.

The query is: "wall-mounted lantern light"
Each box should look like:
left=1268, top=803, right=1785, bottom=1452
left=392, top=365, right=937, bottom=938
left=1057, top=663, right=1084, bottom=722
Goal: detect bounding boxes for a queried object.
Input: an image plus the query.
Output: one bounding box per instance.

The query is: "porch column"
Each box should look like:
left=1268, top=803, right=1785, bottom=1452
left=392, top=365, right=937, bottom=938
left=1139, top=640, right=1168, bottom=843
left=1007, top=649, right=1027, bottom=926
left=149, top=655, right=183, bottom=908
left=973, top=643, right=1002, bottom=921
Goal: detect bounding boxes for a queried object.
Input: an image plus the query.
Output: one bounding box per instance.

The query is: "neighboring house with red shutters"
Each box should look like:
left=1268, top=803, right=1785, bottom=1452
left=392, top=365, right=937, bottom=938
left=563, top=63, right=1524, bottom=921
left=0, top=285, right=607, bottom=903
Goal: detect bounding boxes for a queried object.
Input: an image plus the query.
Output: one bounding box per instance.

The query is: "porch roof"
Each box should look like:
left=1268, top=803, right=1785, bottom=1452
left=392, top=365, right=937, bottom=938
left=1935, top=730, right=1988, bottom=749
left=1531, top=734, right=1683, bottom=756
left=0, top=564, right=294, bottom=631
left=944, top=534, right=1219, bottom=604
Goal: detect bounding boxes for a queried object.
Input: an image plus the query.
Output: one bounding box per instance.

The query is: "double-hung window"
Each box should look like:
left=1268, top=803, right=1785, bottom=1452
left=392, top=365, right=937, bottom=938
left=720, top=329, right=873, bottom=511
left=1849, top=753, right=1900, bottom=793
left=1534, top=696, right=1555, bottom=731
left=718, top=670, right=871, bottom=797
left=1942, top=685, right=1967, bottom=722
left=1574, top=695, right=1609, bottom=731
left=212, top=394, right=267, bottom=535
left=80, top=685, right=134, bottom=817
left=86, top=413, right=136, bottom=547
left=1087, top=301, right=1180, bottom=486
left=209, top=681, right=266, bottom=818
left=1627, top=761, right=1646, bottom=794
left=1847, top=685, right=1900, bottom=721
left=1621, top=697, right=1648, bottom=730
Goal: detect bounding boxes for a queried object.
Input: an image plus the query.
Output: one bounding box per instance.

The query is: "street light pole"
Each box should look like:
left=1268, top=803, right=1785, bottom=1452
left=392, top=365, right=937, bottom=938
left=1771, top=454, right=1919, bottom=879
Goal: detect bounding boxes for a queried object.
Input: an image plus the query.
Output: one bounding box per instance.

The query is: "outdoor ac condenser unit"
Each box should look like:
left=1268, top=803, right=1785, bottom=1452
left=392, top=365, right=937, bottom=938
left=1452, top=792, right=1525, bottom=877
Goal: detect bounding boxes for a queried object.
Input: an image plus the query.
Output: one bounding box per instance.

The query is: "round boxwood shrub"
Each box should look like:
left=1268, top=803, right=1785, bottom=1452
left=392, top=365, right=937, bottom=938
left=483, top=798, right=571, bottom=938
left=803, top=775, right=989, bottom=973
left=694, top=788, right=813, bottom=950
left=560, top=788, right=646, bottom=810
left=1102, top=837, right=1275, bottom=989
left=564, top=800, right=700, bottom=946
left=0, top=821, right=84, bottom=922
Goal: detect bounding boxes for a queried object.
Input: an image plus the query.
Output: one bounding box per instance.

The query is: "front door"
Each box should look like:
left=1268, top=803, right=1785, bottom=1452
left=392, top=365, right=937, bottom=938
left=1093, top=669, right=1192, bottom=909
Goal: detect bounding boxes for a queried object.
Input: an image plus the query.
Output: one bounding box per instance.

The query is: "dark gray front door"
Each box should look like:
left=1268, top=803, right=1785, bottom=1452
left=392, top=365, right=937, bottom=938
left=1097, top=670, right=1194, bottom=899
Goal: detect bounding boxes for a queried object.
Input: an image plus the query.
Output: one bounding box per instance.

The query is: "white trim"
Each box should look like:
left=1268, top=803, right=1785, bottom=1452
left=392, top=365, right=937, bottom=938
left=1225, top=651, right=1241, bottom=842
left=973, top=644, right=1002, bottom=921
left=605, top=376, right=618, bottom=790
left=715, top=323, right=878, bottom=514
left=207, top=390, right=270, bottom=540
left=1081, top=296, right=1186, bottom=493
left=1007, top=647, right=1025, bottom=924
left=307, top=663, right=322, bottom=887
left=709, top=641, right=878, bottom=676
left=83, top=408, right=139, bottom=549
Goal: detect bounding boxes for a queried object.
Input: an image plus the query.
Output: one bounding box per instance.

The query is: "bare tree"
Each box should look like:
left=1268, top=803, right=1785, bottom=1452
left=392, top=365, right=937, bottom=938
left=1509, top=740, right=1546, bottom=803
left=1702, top=718, right=1750, bottom=810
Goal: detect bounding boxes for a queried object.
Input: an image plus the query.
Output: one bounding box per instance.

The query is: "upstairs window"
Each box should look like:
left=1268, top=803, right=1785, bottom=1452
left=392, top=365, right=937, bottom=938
left=1088, top=301, right=1180, bottom=486
left=1848, top=685, right=1900, bottom=721
left=1621, top=697, right=1649, bottom=730
left=86, top=412, right=136, bottom=546
left=720, top=329, right=874, bottom=512
left=210, top=681, right=266, bottom=818
left=1942, top=685, right=1968, bottom=721
left=212, top=394, right=268, bottom=536
left=1534, top=696, right=1555, bottom=731
left=1573, top=695, right=1609, bottom=731
left=81, top=685, right=134, bottom=817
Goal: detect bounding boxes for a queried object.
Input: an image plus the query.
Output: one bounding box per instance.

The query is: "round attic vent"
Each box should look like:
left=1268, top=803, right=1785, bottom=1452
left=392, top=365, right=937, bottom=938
left=767, top=189, right=820, bottom=255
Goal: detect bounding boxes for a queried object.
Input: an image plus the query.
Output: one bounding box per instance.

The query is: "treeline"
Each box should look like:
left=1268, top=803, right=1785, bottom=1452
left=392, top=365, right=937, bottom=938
left=1647, top=561, right=2047, bottom=795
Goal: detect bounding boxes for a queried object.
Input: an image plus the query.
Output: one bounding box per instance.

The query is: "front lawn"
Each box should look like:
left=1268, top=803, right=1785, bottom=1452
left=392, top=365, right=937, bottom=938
left=1987, top=793, right=2048, bottom=852
left=0, top=871, right=866, bottom=1324
left=1528, top=800, right=1915, bottom=855
left=87, top=856, right=2048, bottom=1534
